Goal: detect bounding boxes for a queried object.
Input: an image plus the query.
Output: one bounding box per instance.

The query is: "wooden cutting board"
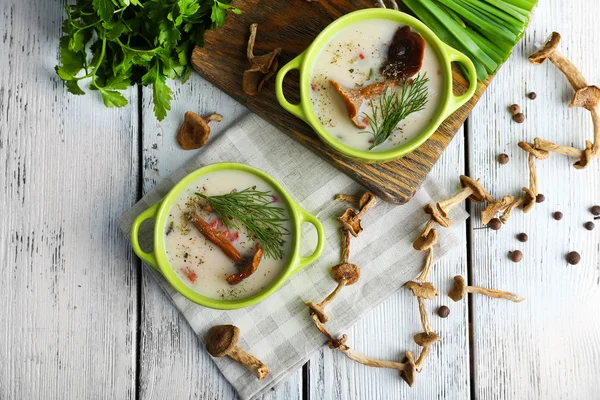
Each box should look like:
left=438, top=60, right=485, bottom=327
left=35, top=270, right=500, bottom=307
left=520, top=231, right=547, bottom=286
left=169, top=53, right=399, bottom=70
left=191, top=0, right=491, bottom=204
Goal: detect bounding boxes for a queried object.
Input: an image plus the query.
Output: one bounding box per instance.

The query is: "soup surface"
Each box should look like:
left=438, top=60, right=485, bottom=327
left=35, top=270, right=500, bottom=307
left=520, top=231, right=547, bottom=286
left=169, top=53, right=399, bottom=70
left=310, top=19, right=443, bottom=151
left=164, top=169, right=293, bottom=300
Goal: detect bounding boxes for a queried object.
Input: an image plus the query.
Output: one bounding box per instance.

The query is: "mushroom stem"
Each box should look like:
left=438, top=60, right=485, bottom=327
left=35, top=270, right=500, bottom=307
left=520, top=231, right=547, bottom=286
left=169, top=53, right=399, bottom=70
left=416, top=247, right=434, bottom=283
left=530, top=139, right=582, bottom=158
left=528, top=154, right=538, bottom=196
left=592, top=108, right=600, bottom=152
left=338, top=347, right=407, bottom=371
left=186, top=213, right=244, bottom=264
left=466, top=286, right=525, bottom=303
left=546, top=49, right=587, bottom=90
left=227, top=346, right=270, bottom=380
left=342, top=229, right=351, bottom=264
left=437, top=187, right=473, bottom=216
left=414, top=346, right=431, bottom=372
left=321, top=280, right=347, bottom=309
left=335, top=194, right=360, bottom=205
left=417, top=297, right=432, bottom=334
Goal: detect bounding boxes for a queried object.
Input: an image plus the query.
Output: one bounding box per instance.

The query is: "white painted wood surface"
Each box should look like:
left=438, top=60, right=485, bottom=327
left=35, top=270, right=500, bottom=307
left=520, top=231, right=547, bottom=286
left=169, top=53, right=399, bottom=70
left=2, top=0, right=600, bottom=399
left=468, top=2, right=600, bottom=399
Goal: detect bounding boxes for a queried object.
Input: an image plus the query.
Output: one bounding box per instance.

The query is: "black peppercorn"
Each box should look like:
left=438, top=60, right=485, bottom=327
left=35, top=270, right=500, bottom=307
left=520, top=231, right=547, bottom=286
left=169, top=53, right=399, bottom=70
left=591, top=205, right=600, bottom=216
left=584, top=221, right=595, bottom=231
left=536, top=194, right=545, bottom=203
left=516, top=233, right=528, bottom=242
left=437, top=306, right=450, bottom=318
left=528, top=92, right=537, bottom=100
left=509, top=250, right=523, bottom=263
left=498, top=153, right=509, bottom=165
left=509, top=104, right=521, bottom=115
left=513, top=113, right=525, bottom=123
left=489, top=218, right=502, bottom=230
left=567, top=251, right=581, bottom=265
left=553, top=211, right=563, bottom=220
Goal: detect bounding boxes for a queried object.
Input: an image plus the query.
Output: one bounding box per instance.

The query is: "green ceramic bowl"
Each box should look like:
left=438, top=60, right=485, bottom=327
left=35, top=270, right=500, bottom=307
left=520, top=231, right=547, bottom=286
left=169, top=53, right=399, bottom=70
left=275, top=8, right=478, bottom=163
left=130, top=162, right=325, bottom=310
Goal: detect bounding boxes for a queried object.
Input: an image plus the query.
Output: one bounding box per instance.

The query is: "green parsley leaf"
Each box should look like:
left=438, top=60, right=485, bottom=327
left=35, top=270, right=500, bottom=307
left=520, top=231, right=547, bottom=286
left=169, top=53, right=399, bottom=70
left=99, top=88, right=129, bottom=108
left=65, top=80, right=86, bottom=95
left=92, top=0, right=115, bottom=22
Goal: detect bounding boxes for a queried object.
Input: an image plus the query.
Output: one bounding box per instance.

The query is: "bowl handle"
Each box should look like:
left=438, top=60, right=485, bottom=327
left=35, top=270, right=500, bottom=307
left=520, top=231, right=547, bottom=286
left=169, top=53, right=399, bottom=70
left=131, top=202, right=161, bottom=270
left=444, top=45, right=478, bottom=115
left=275, top=51, right=308, bottom=123
left=293, top=207, right=325, bottom=274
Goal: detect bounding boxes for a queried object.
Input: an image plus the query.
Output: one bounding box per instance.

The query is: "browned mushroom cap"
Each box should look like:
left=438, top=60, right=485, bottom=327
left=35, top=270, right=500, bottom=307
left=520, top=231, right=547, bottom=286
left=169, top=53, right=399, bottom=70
left=414, top=332, right=440, bottom=347
left=481, top=196, right=514, bottom=225
left=459, top=175, right=493, bottom=203
left=424, top=204, right=452, bottom=228
left=574, top=140, right=594, bottom=169
left=330, top=80, right=367, bottom=129
left=206, top=325, right=240, bottom=357
left=448, top=275, right=467, bottom=302
left=337, top=208, right=363, bottom=237
left=518, top=141, right=550, bottom=160
left=405, top=281, right=438, bottom=300
left=331, top=263, right=360, bottom=285
left=529, top=32, right=561, bottom=64
left=570, top=85, right=600, bottom=110
left=243, top=23, right=282, bottom=96
left=176, top=112, right=223, bottom=150
left=226, top=243, right=264, bottom=285
left=400, top=351, right=416, bottom=387
left=521, top=187, right=536, bottom=213
left=413, top=228, right=438, bottom=251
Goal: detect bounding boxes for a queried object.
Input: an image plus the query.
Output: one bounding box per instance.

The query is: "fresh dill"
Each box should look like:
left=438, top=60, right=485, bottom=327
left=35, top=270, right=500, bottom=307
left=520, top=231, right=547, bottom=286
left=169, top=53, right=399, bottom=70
left=362, top=73, right=429, bottom=149
left=195, top=189, right=289, bottom=260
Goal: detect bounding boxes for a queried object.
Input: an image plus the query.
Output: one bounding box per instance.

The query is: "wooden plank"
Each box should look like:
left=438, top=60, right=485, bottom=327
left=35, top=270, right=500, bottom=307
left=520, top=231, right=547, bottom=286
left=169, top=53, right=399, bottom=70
left=191, top=0, right=491, bottom=204
left=468, top=1, right=600, bottom=398
left=138, top=77, right=303, bottom=399
left=0, top=1, right=139, bottom=398
left=308, top=127, right=470, bottom=399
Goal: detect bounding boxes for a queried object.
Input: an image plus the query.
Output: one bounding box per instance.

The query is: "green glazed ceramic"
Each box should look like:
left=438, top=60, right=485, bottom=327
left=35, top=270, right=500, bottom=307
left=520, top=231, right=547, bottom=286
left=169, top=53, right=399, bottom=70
left=130, top=162, right=325, bottom=310
left=275, top=8, right=478, bottom=163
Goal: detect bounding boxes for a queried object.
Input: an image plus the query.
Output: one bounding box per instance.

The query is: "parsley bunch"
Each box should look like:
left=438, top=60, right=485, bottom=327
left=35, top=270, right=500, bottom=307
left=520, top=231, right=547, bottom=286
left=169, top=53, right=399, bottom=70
left=56, top=0, right=241, bottom=120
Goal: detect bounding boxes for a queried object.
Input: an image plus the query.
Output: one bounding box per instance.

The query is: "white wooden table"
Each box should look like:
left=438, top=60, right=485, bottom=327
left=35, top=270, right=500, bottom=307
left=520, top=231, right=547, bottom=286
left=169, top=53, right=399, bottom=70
left=2, top=1, right=599, bottom=399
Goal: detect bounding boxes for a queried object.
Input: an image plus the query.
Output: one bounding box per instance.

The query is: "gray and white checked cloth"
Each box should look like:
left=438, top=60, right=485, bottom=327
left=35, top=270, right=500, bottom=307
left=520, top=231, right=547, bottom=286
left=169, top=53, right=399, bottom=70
left=117, top=113, right=468, bottom=400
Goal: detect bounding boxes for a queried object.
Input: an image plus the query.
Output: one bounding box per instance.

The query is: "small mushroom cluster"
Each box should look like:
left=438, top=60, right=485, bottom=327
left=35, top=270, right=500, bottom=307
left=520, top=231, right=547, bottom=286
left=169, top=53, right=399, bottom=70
left=243, top=24, right=281, bottom=96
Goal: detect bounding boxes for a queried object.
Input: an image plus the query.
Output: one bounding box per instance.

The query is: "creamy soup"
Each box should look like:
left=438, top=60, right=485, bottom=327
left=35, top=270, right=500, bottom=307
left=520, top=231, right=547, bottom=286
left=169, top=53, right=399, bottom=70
left=164, top=169, right=293, bottom=300
left=310, top=19, right=443, bottom=151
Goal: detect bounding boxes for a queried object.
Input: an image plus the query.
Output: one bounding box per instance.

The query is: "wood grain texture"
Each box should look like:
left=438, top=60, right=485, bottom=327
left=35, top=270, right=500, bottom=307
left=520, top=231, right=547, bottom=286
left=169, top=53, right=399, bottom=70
left=307, top=126, right=470, bottom=399
left=0, top=0, right=139, bottom=398
left=468, top=1, right=600, bottom=398
left=138, top=78, right=303, bottom=400
left=191, top=0, right=490, bottom=204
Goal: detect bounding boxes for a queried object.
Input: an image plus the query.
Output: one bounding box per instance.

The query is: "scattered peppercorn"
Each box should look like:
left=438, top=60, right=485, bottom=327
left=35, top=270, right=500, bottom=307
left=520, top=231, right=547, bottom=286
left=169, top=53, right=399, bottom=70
left=498, top=153, right=509, bottom=165
left=584, top=221, right=595, bottom=231
left=509, top=250, right=523, bottom=263
left=489, top=218, right=502, bottom=230
left=553, top=211, right=563, bottom=220
left=509, top=104, right=521, bottom=115
left=591, top=205, right=600, bottom=216
left=567, top=251, right=581, bottom=265
left=536, top=194, right=545, bottom=203
left=528, top=92, right=537, bottom=100
left=513, top=113, right=525, bottom=123
left=437, top=305, right=450, bottom=318
left=516, top=233, right=528, bottom=242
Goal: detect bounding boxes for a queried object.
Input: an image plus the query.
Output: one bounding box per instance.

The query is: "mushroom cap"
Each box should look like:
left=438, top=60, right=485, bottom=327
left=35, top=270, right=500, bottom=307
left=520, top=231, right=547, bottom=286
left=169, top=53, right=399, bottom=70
left=521, top=187, right=536, bottom=213
left=529, top=32, right=561, bottom=64
left=448, top=275, right=467, bottom=302
left=459, top=175, right=492, bottom=203
left=424, top=204, right=452, bottom=228
left=176, top=111, right=211, bottom=150
left=405, top=281, right=438, bottom=300
left=337, top=208, right=363, bottom=237
left=331, top=263, right=360, bottom=285
left=414, top=332, right=440, bottom=347
left=574, top=140, right=594, bottom=170
left=400, top=351, right=416, bottom=387
left=413, top=228, right=438, bottom=251
left=305, top=301, right=328, bottom=323
left=518, top=141, right=550, bottom=160
left=206, top=325, right=240, bottom=357
left=570, top=85, right=600, bottom=110
left=481, top=196, right=514, bottom=225
left=330, top=80, right=368, bottom=129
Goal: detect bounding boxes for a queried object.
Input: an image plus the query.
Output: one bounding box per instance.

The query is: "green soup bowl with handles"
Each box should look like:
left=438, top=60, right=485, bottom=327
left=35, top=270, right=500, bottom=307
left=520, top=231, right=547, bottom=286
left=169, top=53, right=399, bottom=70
left=275, top=8, right=477, bottom=163
left=130, top=162, right=325, bottom=310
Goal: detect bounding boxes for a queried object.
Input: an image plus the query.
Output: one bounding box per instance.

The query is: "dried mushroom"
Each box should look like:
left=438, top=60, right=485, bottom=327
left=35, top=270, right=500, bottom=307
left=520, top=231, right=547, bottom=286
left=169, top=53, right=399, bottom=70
left=481, top=195, right=513, bottom=225
left=405, top=281, right=438, bottom=300
left=329, top=81, right=397, bottom=128
left=448, top=275, right=524, bottom=303
left=413, top=332, right=440, bottom=371
left=226, top=244, right=264, bottom=285
left=413, top=228, right=438, bottom=251
left=206, top=325, right=269, bottom=380
left=337, top=192, right=377, bottom=237
left=243, top=23, right=282, bottom=95
left=177, top=112, right=223, bottom=150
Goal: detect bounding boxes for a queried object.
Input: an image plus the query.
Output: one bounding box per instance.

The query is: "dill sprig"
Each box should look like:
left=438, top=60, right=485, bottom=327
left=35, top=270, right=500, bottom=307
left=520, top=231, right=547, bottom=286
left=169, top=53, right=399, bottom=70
left=362, top=73, right=429, bottom=149
left=195, top=189, right=289, bottom=260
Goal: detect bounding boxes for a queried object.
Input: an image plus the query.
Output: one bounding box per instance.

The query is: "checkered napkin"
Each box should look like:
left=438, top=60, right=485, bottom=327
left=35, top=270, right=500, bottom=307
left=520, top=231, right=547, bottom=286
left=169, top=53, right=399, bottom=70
left=117, top=113, right=468, bottom=400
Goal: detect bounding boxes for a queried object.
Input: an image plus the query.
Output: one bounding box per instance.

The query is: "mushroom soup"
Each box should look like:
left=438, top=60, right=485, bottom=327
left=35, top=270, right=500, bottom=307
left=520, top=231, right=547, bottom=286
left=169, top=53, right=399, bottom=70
left=164, top=169, right=292, bottom=300
left=310, top=19, right=443, bottom=151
